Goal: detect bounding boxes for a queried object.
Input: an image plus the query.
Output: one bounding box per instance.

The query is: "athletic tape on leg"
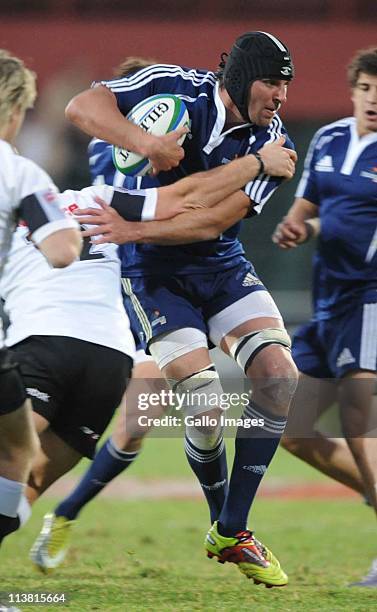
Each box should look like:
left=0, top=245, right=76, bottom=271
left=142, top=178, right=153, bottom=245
left=230, top=328, right=291, bottom=373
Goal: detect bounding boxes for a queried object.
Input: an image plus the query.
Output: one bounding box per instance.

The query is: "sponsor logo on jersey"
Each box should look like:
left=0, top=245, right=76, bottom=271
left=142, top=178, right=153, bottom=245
left=315, top=155, right=334, bottom=172
left=242, top=272, right=262, bottom=287
left=336, top=347, right=356, bottom=368
left=242, top=464, right=267, bottom=475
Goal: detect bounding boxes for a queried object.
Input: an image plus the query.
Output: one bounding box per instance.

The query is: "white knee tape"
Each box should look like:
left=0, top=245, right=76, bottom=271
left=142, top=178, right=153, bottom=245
left=230, top=328, right=291, bottom=373
left=149, top=327, right=207, bottom=370
left=172, top=364, right=225, bottom=416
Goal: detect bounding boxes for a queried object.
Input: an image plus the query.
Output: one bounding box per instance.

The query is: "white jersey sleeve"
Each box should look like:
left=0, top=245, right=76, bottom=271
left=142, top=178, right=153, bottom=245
left=0, top=140, right=78, bottom=256
left=70, top=184, right=158, bottom=221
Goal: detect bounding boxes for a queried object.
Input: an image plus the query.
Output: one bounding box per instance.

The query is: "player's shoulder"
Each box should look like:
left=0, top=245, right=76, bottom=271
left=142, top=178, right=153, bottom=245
left=0, top=142, right=50, bottom=183
left=0, top=141, right=48, bottom=198
left=103, top=63, right=216, bottom=90
left=312, top=116, right=354, bottom=143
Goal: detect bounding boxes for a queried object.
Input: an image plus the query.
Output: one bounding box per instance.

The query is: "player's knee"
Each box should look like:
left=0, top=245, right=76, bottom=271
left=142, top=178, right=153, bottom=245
left=231, top=329, right=298, bottom=412
left=172, top=364, right=225, bottom=450
left=231, top=328, right=294, bottom=379
left=185, top=412, right=223, bottom=451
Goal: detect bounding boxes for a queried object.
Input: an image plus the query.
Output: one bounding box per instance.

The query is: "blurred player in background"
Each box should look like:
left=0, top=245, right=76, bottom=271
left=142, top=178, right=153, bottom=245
left=2, top=141, right=291, bottom=572
left=0, top=48, right=82, bottom=569
left=273, top=46, right=377, bottom=587
left=64, top=31, right=297, bottom=587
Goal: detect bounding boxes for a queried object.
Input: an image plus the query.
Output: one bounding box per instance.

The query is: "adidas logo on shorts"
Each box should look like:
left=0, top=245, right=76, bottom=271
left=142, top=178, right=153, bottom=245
left=336, top=347, right=356, bottom=368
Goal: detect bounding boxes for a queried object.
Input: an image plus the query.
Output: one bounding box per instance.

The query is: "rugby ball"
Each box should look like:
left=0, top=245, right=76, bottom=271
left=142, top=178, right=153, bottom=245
left=113, top=94, right=190, bottom=176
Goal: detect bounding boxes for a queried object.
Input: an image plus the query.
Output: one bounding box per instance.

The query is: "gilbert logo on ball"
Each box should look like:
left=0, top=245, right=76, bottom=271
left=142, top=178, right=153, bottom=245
left=113, top=94, right=190, bottom=176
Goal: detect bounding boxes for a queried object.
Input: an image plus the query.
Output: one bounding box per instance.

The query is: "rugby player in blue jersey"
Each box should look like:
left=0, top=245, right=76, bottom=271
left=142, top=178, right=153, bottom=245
left=61, top=31, right=297, bottom=587
left=273, top=46, right=377, bottom=587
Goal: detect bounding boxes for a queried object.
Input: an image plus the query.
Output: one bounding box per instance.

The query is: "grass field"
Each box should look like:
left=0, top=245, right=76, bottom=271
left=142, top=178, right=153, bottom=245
left=1, top=441, right=376, bottom=611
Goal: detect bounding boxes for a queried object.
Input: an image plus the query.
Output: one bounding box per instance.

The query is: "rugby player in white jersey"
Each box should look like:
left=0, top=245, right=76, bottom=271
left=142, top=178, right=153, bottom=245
left=0, top=135, right=295, bottom=573
left=273, top=46, right=377, bottom=586
left=0, top=50, right=82, bottom=574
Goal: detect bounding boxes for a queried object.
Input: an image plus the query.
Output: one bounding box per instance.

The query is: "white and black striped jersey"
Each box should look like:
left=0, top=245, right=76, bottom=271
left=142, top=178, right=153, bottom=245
left=0, top=184, right=157, bottom=356
left=0, top=139, right=78, bottom=347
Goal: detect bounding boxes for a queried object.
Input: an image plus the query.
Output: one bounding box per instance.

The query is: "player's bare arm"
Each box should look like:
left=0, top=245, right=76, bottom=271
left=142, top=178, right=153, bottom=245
left=76, top=136, right=297, bottom=236
left=77, top=190, right=250, bottom=245
left=65, top=85, right=186, bottom=173
left=37, top=228, right=82, bottom=268
left=272, top=197, right=319, bottom=249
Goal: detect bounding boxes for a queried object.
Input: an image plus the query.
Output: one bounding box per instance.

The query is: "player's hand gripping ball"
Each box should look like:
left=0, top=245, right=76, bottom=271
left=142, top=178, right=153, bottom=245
left=113, top=94, right=190, bottom=176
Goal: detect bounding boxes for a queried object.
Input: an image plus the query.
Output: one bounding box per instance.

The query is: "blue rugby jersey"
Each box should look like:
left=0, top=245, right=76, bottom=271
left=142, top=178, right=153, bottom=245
left=296, top=117, right=377, bottom=319
left=89, top=63, right=294, bottom=276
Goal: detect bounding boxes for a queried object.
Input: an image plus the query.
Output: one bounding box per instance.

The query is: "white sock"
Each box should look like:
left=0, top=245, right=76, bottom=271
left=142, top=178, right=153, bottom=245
left=0, top=476, right=25, bottom=518
left=17, top=494, right=31, bottom=526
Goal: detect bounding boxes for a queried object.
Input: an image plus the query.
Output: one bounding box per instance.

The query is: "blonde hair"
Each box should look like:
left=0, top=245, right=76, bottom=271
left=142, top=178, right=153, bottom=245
left=0, top=49, right=37, bottom=125
left=114, top=56, right=157, bottom=78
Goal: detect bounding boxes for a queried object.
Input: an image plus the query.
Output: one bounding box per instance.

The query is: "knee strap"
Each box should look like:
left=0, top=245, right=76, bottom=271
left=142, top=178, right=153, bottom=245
left=172, top=364, right=224, bottom=415
left=230, top=328, right=291, bottom=374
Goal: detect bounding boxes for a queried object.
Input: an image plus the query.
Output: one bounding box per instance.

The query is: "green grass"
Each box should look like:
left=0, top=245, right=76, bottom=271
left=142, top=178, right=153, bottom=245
left=1, top=497, right=375, bottom=611
left=1, top=439, right=369, bottom=610
left=74, top=438, right=331, bottom=482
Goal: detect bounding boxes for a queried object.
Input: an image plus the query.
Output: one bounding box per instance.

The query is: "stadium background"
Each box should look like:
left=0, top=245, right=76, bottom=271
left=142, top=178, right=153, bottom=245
left=1, top=4, right=377, bottom=610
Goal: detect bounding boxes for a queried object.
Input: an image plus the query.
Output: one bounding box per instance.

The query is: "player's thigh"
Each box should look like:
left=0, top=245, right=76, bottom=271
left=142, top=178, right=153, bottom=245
left=204, top=262, right=283, bottom=353
left=0, top=346, right=28, bottom=419
left=209, top=287, right=289, bottom=377
left=322, top=299, right=377, bottom=379
left=122, top=275, right=208, bottom=353
left=9, top=336, right=65, bottom=428
left=338, top=370, right=377, bottom=437
left=284, top=372, right=338, bottom=437
left=52, top=342, right=133, bottom=459
left=116, top=353, right=168, bottom=445
left=28, top=427, right=82, bottom=503
left=0, top=400, right=36, bottom=456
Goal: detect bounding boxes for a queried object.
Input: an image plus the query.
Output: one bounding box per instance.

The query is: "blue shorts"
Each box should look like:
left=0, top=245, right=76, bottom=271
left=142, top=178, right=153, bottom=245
left=292, top=296, right=377, bottom=379
left=122, top=261, right=271, bottom=349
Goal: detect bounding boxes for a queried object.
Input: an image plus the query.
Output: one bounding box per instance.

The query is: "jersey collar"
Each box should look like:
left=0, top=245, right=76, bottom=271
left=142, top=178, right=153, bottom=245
left=341, top=118, right=377, bottom=174
left=203, top=81, right=252, bottom=154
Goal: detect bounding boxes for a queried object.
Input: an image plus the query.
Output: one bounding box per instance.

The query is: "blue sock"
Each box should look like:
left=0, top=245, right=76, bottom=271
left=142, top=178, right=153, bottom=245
left=218, top=403, right=287, bottom=536
left=55, top=437, right=139, bottom=520
left=184, top=435, right=228, bottom=523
